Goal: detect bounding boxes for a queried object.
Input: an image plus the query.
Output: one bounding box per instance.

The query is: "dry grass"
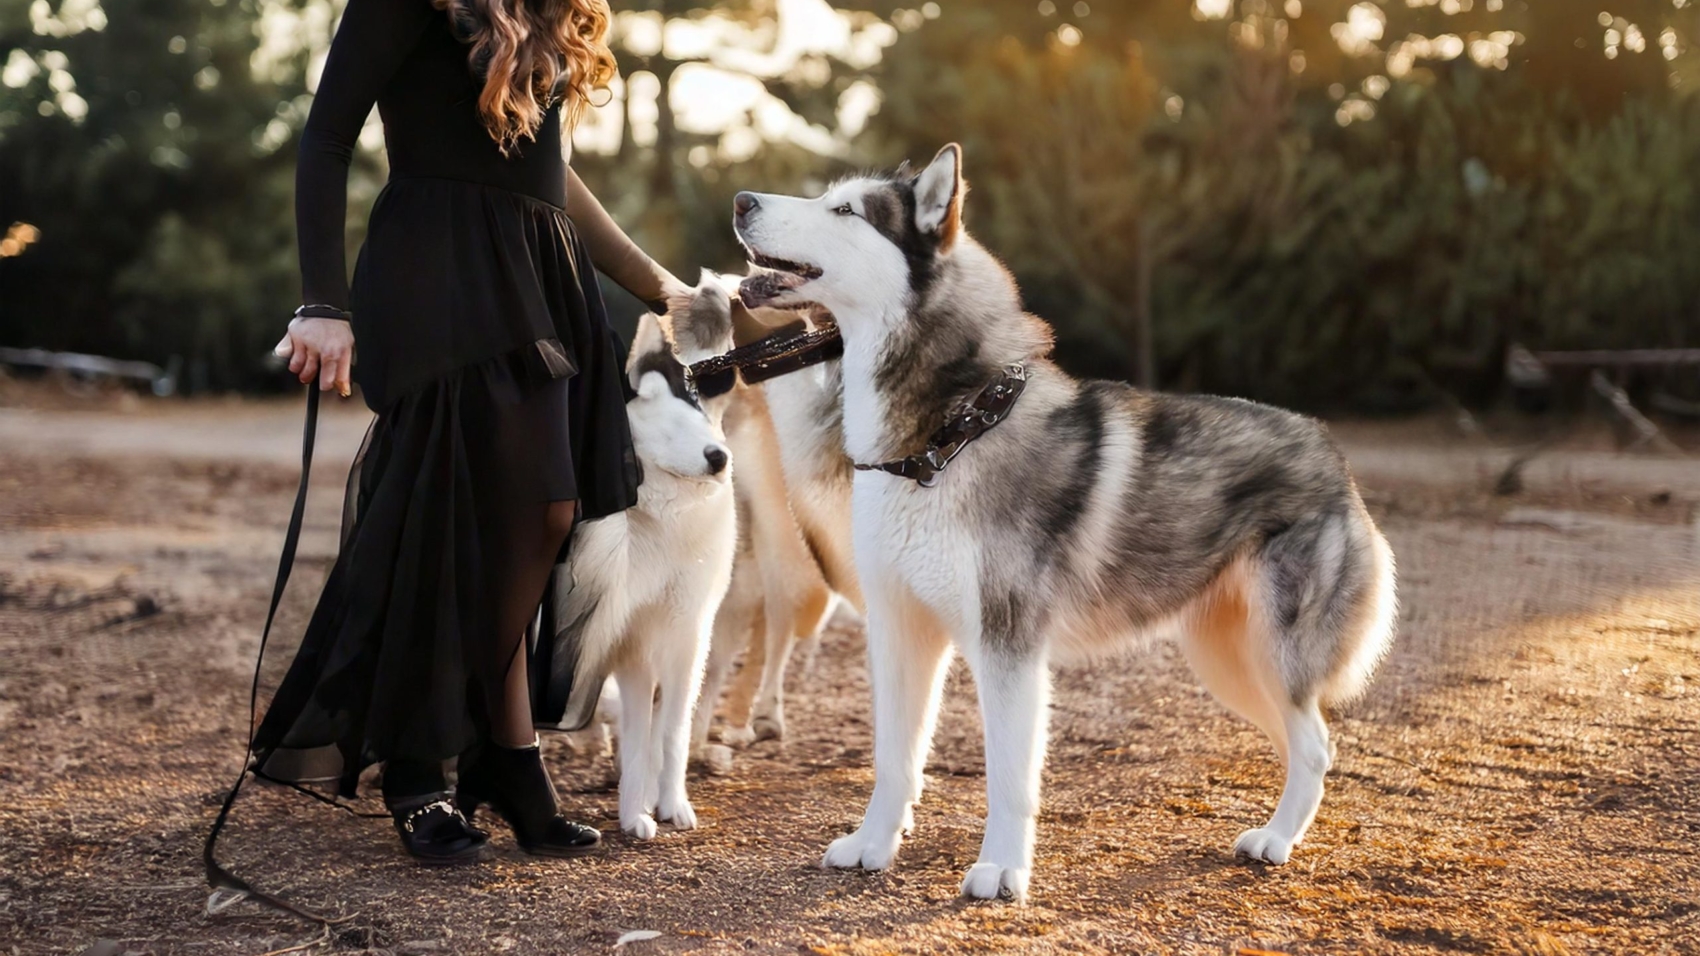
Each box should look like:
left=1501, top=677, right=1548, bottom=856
left=0, top=393, right=1695, bottom=955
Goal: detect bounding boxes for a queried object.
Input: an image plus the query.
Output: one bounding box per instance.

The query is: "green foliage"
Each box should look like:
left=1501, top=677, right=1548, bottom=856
left=0, top=0, right=343, bottom=390
left=3, top=0, right=1698, bottom=405
left=855, top=4, right=1700, bottom=409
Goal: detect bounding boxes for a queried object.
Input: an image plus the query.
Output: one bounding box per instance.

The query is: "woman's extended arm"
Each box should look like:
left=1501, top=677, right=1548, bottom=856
left=281, top=0, right=433, bottom=393
left=566, top=167, right=687, bottom=313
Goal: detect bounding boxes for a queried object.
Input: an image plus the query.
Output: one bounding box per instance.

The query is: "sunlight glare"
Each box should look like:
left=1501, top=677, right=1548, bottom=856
left=1194, top=0, right=1232, bottom=20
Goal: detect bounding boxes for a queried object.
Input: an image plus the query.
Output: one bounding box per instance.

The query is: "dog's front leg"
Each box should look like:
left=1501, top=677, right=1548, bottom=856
left=960, top=645, right=1050, bottom=903
left=822, top=591, right=951, bottom=872
left=614, top=663, right=660, bottom=839
left=656, top=611, right=714, bottom=831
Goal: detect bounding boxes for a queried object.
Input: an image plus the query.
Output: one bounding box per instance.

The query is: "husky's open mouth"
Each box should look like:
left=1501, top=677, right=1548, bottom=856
left=738, top=256, right=821, bottom=308
left=746, top=250, right=823, bottom=281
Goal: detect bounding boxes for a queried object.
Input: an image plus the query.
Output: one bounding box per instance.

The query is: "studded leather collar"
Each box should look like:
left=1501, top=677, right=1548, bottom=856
left=855, top=363, right=1029, bottom=488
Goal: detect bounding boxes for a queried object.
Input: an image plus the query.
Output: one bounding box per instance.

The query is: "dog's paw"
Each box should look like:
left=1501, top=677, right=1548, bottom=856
left=623, top=813, right=659, bottom=840
left=658, top=794, right=697, bottom=831
left=960, top=862, right=1030, bottom=903
left=1232, top=827, right=1293, bottom=865
left=822, top=826, right=902, bottom=871
left=696, top=743, right=734, bottom=776
left=720, top=725, right=756, bottom=748
left=751, top=713, right=785, bottom=742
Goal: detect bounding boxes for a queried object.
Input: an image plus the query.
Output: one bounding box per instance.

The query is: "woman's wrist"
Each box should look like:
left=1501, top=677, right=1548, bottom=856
left=292, top=301, right=351, bottom=319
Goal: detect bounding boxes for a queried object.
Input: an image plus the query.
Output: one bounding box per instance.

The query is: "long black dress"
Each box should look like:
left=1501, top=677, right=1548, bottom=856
left=250, top=0, right=646, bottom=797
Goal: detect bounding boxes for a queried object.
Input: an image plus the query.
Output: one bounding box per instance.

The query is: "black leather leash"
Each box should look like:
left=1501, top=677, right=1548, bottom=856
left=855, top=363, right=1029, bottom=488
left=685, top=324, right=844, bottom=399
left=202, top=385, right=367, bottom=927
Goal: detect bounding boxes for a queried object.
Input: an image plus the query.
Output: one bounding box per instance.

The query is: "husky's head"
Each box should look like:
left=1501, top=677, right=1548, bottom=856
left=732, top=143, right=981, bottom=320
left=733, top=144, right=1051, bottom=458
left=625, top=312, right=731, bottom=483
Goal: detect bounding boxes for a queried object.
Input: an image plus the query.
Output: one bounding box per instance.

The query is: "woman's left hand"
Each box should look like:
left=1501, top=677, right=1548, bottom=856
left=658, top=271, right=695, bottom=315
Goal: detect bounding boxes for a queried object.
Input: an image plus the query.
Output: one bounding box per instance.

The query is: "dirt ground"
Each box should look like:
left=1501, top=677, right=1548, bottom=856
left=1, top=382, right=1696, bottom=956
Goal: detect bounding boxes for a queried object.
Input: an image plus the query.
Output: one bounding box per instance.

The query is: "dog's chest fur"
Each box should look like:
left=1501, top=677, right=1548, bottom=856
left=564, top=471, right=734, bottom=666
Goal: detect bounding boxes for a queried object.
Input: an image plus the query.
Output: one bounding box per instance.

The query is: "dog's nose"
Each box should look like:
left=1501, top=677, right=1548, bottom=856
left=704, top=446, right=729, bottom=475
left=733, top=192, right=759, bottom=224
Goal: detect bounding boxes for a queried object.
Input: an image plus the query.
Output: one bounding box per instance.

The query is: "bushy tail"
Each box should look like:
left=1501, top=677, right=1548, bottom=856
left=1322, top=523, right=1397, bottom=706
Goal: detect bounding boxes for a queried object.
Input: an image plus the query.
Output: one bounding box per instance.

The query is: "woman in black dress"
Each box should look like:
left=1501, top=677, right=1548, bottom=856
left=259, top=0, right=684, bottom=863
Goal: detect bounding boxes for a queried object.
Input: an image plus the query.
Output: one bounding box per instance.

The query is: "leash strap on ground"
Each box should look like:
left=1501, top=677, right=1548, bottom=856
left=201, top=386, right=353, bottom=928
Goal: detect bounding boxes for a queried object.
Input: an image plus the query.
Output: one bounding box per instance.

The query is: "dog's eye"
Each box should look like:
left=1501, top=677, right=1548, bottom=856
left=833, top=203, right=855, bottom=217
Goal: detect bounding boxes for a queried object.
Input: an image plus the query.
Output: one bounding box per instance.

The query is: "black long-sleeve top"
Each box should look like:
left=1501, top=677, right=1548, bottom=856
left=295, top=0, right=669, bottom=312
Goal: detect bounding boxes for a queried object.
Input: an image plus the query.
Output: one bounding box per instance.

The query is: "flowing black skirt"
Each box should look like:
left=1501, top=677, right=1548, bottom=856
left=251, top=177, right=639, bottom=797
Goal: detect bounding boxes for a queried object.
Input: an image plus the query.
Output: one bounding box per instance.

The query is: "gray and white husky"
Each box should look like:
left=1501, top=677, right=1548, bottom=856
left=551, top=298, right=737, bottom=840
left=733, top=145, right=1398, bottom=901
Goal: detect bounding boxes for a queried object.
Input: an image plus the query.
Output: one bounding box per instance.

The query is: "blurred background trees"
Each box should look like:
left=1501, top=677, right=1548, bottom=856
left=2, top=0, right=1698, bottom=407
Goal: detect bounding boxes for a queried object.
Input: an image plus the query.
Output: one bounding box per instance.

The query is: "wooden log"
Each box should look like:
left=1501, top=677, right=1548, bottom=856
left=1532, top=348, right=1700, bottom=368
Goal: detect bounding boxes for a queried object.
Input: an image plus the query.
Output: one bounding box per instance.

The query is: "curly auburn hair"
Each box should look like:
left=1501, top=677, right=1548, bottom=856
left=434, top=0, right=618, bottom=153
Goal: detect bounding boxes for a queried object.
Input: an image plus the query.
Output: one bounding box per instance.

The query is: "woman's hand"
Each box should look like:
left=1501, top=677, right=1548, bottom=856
left=273, top=318, right=355, bottom=397
left=658, top=270, right=696, bottom=316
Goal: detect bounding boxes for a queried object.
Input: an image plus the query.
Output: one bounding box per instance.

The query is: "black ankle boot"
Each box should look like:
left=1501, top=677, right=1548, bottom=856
left=455, top=740, right=600, bottom=857
left=383, top=759, right=488, bottom=865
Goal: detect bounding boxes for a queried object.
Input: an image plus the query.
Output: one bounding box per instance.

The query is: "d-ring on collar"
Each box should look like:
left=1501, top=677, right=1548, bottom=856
left=854, top=363, right=1028, bottom=488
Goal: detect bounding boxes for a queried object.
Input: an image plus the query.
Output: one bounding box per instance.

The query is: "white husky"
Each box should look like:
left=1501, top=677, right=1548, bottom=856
left=733, top=145, right=1398, bottom=901
left=548, top=303, right=737, bottom=839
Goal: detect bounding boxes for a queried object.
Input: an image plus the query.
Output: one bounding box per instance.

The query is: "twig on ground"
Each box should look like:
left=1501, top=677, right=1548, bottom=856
left=255, top=925, right=331, bottom=956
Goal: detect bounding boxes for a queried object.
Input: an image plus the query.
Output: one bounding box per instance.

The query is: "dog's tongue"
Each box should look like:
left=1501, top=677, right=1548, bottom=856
left=739, top=268, right=804, bottom=308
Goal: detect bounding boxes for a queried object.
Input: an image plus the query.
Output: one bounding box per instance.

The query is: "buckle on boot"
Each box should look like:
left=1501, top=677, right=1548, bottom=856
left=402, top=799, right=459, bottom=834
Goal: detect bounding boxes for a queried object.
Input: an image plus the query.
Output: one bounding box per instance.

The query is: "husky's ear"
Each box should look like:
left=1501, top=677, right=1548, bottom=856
left=635, top=369, right=669, bottom=401
left=626, top=312, right=671, bottom=390
left=664, top=269, right=737, bottom=320
left=679, top=277, right=734, bottom=360
left=913, top=143, right=965, bottom=252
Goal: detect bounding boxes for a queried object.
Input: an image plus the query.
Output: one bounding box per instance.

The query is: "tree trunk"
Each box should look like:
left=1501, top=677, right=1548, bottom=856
left=1133, top=218, right=1156, bottom=390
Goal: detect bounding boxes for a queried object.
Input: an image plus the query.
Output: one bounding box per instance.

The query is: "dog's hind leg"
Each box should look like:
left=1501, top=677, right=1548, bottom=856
left=614, top=661, right=660, bottom=839
left=751, top=579, right=832, bottom=741
left=822, top=587, right=951, bottom=872
left=959, top=644, right=1049, bottom=903
left=1232, top=699, right=1329, bottom=865
left=1230, top=509, right=1395, bottom=865
left=694, top=578, right=758, bottom=755
left=656, top=610, right=714, bottom=831
left=1178, top=561, right=1290, bottom=767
